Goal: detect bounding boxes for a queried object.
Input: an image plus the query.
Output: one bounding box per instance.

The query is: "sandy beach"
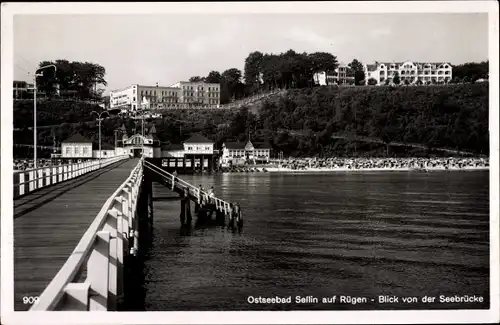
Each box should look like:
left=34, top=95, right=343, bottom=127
left=264, top=166, right=489, bottom=173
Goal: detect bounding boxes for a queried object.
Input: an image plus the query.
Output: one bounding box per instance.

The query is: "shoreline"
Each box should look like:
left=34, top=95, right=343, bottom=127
left=262, top=166, right=489, bottom=173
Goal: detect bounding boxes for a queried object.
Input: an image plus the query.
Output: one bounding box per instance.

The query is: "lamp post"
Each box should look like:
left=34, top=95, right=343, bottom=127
left=91, top=110, right=109, bottom=167
left=139, top=97, right=149, bottom=158
left=33, top=64, right=57, bottom=170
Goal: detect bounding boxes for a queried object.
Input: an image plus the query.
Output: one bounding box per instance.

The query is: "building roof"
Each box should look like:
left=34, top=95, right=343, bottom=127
left=224, top=141, right=272, bottom=150
left=184, top=133, right=213, bottom=144
left=366, top=64, right=377, bottom=72
left=149, top=124, right=156, bottom=134
left=62, top=134, right=92, bottom=143
left=161, top=143, right=184, bottom=151
left=224, top=142, right=246, bottom=149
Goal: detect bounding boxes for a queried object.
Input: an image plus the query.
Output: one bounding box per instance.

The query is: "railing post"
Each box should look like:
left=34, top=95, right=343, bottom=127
left=45, top=167, right=51, bottom=186
left=63, top=283, right=90, bottom=311
left=29, top=170, right=35, bottom=192
left=52, top=167, right=57, bottom=184
left=18, top=172, right=25, bottom=196
left=116, top=206, right=125, bottom=306
left=87, top=231, right=110, bottom=310
left=63, top=165, right=68, bottom=181
left=171, top=174, right=175, bottom=190
left=102, top=211, right=118, bottom=311
left=38, top=169, right=44, bottom=189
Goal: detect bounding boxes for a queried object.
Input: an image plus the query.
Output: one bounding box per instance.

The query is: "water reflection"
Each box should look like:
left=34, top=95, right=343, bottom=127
left=142, top=171, right=489, bottom=311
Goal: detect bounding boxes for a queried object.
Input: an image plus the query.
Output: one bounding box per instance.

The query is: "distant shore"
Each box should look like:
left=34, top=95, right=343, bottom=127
left=264, top=166, right=489, bottom=173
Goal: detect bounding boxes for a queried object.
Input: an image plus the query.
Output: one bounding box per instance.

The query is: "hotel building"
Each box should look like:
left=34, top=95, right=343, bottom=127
left=109, top=81, right=220, bottom=111
left=315, top=61, right=453, bottom=86
left=365, top=61, right=453, bottom=85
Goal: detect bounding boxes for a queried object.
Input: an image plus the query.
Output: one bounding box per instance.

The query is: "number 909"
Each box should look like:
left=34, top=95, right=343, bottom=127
left=22, top=296, right=39, bottom=305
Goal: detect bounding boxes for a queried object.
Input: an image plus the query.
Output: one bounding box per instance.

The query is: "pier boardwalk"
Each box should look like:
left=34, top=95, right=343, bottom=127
left=13, top=157, right=238, bottom=311
left=14, top=158, right=139, bottom=311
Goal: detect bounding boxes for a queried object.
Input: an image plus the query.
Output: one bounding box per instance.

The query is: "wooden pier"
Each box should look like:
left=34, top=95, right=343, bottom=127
left=14, top=157, right=241, bottom=311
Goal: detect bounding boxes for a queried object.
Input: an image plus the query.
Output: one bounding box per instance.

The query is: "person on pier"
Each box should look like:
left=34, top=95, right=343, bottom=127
left=207, top=186, right=216, bottom=218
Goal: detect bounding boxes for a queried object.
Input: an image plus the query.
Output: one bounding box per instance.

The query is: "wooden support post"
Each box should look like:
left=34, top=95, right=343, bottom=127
left=183, top=156, right=186, bottom=174
left=148, top=187, right=154, bottom=225
left=201, top=155, right=205, bottom=173
left=88, top=231, right=110, bottom=311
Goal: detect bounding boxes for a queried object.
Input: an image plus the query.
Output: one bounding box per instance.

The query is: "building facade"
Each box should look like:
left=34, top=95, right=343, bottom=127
left=314, top=61, right=453, bottom=86
left=314, top=62, right=355, bottom=86
left=92, top=143, right=116, bottom=159
left=61, top=134, right=93, bottom=159
left=110, top=81, right=221, bottom=111
left=221, top=140, right=272, bottom=166
left=365, top=61, right=453, bottom=85
left=161, top=134, right=216, bottom=171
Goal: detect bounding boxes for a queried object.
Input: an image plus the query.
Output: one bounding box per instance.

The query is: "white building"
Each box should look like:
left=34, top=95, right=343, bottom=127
left=365, top=61, right=453, bottom=85
left=92, top=142, right=116, bottom=159
left=221, top=140, right=272, bottom=166
left=170, top=81, right=221, bottom=109
left=61, top=134, right=93, bottom=159
left=161, top=134, right=216, bottom=170
left=314, top=62, right=356, bottom=86
left=314, top=60, right=453, bottom=86
left=109, top=81, right=221, bottom=112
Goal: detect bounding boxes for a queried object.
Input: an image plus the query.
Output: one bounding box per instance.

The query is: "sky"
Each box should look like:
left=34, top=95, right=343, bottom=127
left=13, top=13, right=488, bottom=93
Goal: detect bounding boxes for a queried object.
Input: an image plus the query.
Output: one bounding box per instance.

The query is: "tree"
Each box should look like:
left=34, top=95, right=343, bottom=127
left=393, top=72, right=401, bottom=85
left=367, top=78, right=378, bottom=85
left=189, top=76, right=205, bottom=82
left=348, top=59, right=366, bottom=86
left=36, top=60, right=107, bottom=100
left=309, top=52, right=338, bottom=86
left=221, top=68, right=244, bottom=103
left=243, top=51, right=264, bottom=93
left=348, top=59, right=364, bottom=72
left=205, top=71, right=222, bottom=84
left=452, top=61, right=488, bottom=81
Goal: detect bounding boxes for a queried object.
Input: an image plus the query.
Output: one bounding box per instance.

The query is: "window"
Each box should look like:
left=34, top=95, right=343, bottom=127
left=205, top=146, right=210, bottom=150
left=188, top=146, right=192, bottom=150
left=66, top=147, right=71, bottom=155
left=141, top=91, right=144, bottom=96
left=133, top=97, right=136, bottom=101
left=75, top=147, right=80, bottom=155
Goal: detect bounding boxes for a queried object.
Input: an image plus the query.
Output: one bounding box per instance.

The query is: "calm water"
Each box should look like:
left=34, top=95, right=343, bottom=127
left=140, top=171, right=489, bottom=311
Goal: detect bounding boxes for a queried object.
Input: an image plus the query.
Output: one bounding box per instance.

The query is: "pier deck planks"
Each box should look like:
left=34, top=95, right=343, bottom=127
left=14, top=158, right=140, bottom=311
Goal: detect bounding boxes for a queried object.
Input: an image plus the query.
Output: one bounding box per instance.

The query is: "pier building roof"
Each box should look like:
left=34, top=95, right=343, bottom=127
left=62, top=134, right=92, bottom=143
left=184, top=134, right=213, bottom=144
left=161, top=143, right=184, bottom=151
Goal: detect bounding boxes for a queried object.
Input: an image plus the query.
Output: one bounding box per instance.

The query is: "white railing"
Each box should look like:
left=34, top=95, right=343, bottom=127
left=143, top=160, right=232, bottom=215
left=13, top=155, right=130, bottom=199
left=30, top=159, right=143, bottom=311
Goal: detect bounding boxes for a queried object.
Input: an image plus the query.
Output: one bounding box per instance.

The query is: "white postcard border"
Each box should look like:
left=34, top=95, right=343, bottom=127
left=1, top=1, right=499, bottom=324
